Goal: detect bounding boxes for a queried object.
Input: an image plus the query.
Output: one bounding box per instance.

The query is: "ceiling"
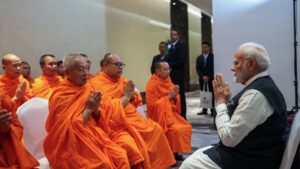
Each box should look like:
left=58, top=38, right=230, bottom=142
left=185, top=0, right=212, bottom=15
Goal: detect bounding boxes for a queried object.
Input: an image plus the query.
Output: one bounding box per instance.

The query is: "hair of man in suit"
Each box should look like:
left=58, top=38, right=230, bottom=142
left=202, top=41, right=211, bottom=55
left=170, top=28, right=180, bottom=43
left=202, top=41, right=210, bottom=46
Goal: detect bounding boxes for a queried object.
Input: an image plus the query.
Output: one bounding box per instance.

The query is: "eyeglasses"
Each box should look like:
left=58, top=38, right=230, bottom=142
left=108, top=62, right=126, bottom=68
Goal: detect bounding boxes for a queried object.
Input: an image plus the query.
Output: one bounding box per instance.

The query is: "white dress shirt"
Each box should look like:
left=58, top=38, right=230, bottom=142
left=216, top=71, right=273, bottom=147
left=180, top=71, right=274, bottom=169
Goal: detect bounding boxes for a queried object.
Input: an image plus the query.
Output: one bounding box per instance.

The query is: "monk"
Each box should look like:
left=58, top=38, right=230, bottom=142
left=146, top=61, right=192, bottom=160
left=20, top=61, right=34, bottom=88
left=90, top=53, right=176, bottom=169
left=80, top=54, right=94, bottom=79
left=0, top=92, right=39, bottom=168
left=31, top=54, right=61, bottom=99
left=44, top=54, right=130, bottom=169
left=56, top=60, right=65, bottom=80
left=0, top=54, right=30, bottom=107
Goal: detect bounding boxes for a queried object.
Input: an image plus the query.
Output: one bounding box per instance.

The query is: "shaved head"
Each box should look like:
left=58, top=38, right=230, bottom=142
left=63, top=54, right=88, bottom=86
left=101, top=53, right=124, bottom=79
left=2, top=54, right=22, bottom=79
left=2, top=54, right=21, bottom=65
left=63, top=54, right=83, bottom=71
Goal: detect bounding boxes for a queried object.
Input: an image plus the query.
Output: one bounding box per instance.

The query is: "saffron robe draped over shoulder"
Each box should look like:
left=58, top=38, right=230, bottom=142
left=31, top=75, right=61, bottom=99
left=146, top=74, right=192, bottom=153
left=44, top=79, right=130, bottom=169
left=0, top=93, right=39, bottom=169
left=100, top=98, right=151, bottom=169
left=88, top=73, right=94, bottom=80
left=90, top=71, right=176, bottom=169
left=23, top=76, right=34, bottom=89
left=0, top=75, right=30, bottom=107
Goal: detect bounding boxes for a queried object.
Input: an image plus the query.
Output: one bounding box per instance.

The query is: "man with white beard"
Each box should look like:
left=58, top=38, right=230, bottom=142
left=180, top=42, right=287, bottom=169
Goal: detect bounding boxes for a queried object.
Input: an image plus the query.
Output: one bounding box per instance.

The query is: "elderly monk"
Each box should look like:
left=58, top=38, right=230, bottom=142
left=80, top=54, right=94, bottom=79
left=0, top=54, right=30, bottom=107
left=146, top=61, right=192, bottom=160
left=44, top=54, right=130, bottom=169
left=0, top=92, right=39, bottom=168
left=20, top=61, right=34, bottom=88
left=31, top=54, right=61, bottom=99
left=90, top=53, right=176, bottom=169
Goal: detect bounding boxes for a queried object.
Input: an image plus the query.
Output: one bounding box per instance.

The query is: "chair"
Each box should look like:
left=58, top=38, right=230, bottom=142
left=279, top=111, right=300, bottom=169
left=16, top=97, right=51, bottom=169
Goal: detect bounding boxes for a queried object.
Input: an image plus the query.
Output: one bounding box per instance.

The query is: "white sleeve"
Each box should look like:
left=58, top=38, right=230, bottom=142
left=215, top=89, right=274, bottom=147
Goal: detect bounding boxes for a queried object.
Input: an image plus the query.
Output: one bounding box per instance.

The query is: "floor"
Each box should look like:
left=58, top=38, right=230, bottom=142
left=139, top=90, right=219, bottom=169
left=169, top=90, right=219, bottom=168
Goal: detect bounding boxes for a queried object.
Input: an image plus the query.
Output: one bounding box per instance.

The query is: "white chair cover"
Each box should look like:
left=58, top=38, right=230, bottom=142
left=16, top=97, right=49, bottom=160
left=280, top=111, right=300, bottom=169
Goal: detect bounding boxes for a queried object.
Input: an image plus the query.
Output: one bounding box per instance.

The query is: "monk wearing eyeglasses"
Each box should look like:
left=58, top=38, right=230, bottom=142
left=44, top=54, right=130, bottom=169
left=90, top=53, right=176, bottom=169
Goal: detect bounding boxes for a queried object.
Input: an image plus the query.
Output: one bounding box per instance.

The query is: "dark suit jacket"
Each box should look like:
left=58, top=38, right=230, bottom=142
left=166, top=41, right=187, bottom=81
left=150, top=54, right=167, bottom=74
left=196, top=53, right=214, bottom=80
left=196, top=53, right=214, bottom=91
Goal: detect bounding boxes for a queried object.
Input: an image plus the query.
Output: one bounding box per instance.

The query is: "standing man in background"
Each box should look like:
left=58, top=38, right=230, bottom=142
left=196, top=41, right=215, bottom=115
left=166, top=28, right=187, bottom=119
left=150, top=41, right=168, bottom=74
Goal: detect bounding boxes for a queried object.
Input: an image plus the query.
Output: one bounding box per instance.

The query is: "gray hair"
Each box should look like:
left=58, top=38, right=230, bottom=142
left=63, top=54, right=83, bottom=71
left=238, top=42, right=271, bottom=71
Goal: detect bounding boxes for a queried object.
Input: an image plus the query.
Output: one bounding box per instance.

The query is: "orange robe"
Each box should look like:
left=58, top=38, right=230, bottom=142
left=98, top=90, right=151, bottom=169
left=146, top=74, right=192, bottom=153
left=44, top=79, right=130, bottom=169
left=0, top=93, right=39, bottom=169
left=31, top=75, right=61, bottom=99
left=23, top=76, right=34, bottom=89
left=0, top=75, right=30, bottom=107
left=88, top=73, right=94, bottom=80
left=90, top=71, right=176, bottom=169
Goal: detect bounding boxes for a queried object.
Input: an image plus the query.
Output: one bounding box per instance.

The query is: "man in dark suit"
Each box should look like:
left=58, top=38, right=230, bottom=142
left=166, top=28, right=187, bottom=119
left=151, top=41, right=168, bottom=74
left=196, top=41, right=215, bottom=115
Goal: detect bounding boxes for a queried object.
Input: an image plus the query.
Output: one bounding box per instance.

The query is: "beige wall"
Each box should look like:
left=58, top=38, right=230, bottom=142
left=106, top=0, right=170, bottom=90
left=0, top=0, right=170, bottom=91
left=188, top=4, right=202, bottom=85
left=0, top=0, right=107, bottom=77
left=0, top=0, right=205, bottom=91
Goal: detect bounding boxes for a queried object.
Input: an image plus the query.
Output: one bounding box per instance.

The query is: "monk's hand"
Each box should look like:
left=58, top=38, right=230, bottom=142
left=123, top=80, right=135, bottom=100
left=168, top=85, right=179, bottom=100
left=83, top=92, right=101, bottom=124
left=0, top=109, right=11, bottom=133
left=13, top=80, right=27, bottom=102
left=212, top=73, right=231, bottom=105
left=92, top=92, right=102, bottom=122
